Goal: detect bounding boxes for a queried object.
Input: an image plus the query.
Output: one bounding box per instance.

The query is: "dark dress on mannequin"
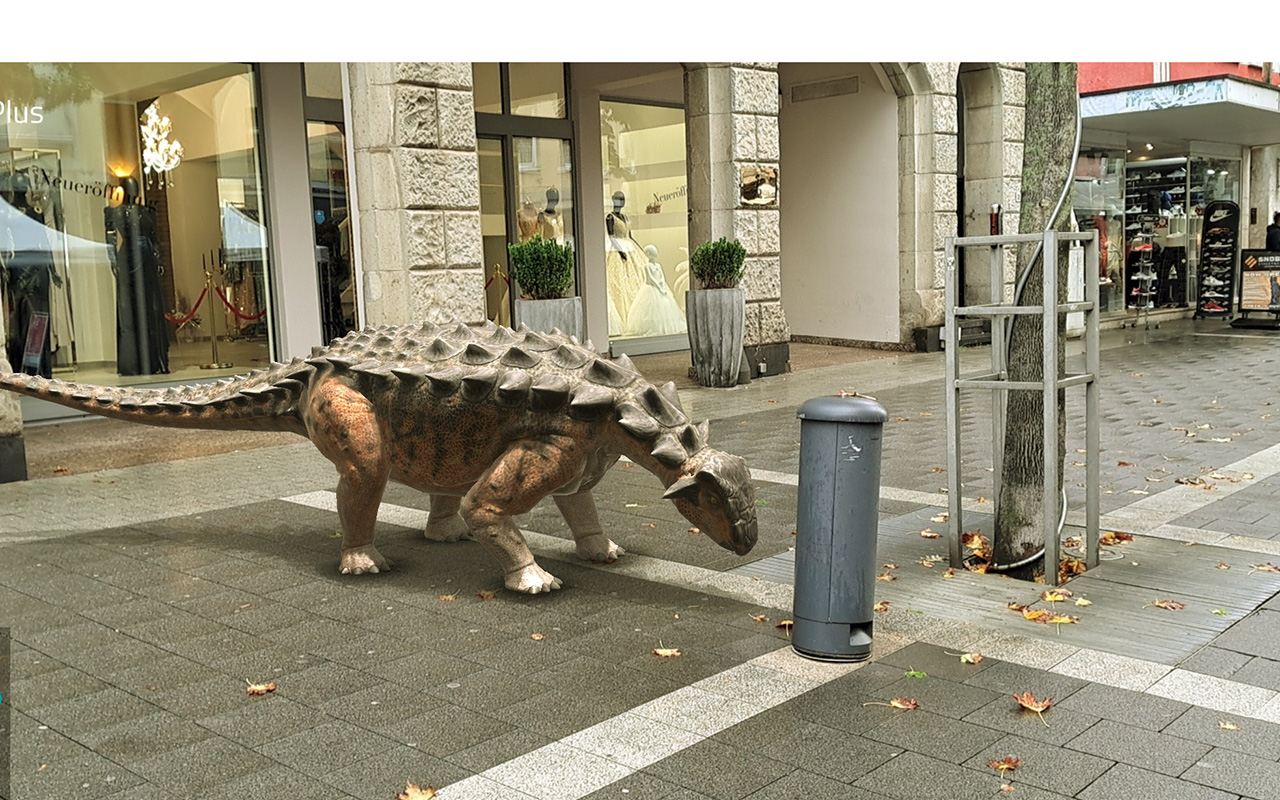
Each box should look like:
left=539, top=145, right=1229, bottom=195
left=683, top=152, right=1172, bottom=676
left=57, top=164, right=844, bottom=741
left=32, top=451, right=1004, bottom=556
left=3, top=173, right=54, bottom=377
left=104, top=178, right=169, bottom=375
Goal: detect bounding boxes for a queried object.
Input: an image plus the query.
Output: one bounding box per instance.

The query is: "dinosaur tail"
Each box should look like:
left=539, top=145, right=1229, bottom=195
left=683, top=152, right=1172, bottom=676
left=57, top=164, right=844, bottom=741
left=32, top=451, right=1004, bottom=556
left=0, top=362, right=313, bottom=435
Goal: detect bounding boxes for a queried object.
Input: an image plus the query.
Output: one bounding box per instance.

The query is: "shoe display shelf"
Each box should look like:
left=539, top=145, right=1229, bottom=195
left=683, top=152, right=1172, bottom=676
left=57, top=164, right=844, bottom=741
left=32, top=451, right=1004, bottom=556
left=1195, top=207, right=1238, bottom=319
left=1123, top=231, right=1159, bottom=329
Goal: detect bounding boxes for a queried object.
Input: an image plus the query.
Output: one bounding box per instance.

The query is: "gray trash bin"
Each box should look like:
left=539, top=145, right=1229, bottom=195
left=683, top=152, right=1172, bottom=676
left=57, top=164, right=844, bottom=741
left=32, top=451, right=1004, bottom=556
left=792, top=395, right=887, bottom=662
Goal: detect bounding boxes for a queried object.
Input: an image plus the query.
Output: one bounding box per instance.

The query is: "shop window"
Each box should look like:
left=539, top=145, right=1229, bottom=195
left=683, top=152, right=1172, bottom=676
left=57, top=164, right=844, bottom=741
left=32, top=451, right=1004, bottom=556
left=601, top=100, right=688, bottom=342
left=473, top=63, right=502, bottom=115
left=1073, top=149, right=1126, bottom=314
left=0, top=63, right=273, bottom=385
left=510, top=63, right=566, bottom=119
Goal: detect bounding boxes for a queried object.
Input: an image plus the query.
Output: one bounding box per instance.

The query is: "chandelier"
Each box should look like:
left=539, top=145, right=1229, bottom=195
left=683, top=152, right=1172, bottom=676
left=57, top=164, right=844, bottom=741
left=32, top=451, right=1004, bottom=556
left=140, top=101, right=183, bottom=189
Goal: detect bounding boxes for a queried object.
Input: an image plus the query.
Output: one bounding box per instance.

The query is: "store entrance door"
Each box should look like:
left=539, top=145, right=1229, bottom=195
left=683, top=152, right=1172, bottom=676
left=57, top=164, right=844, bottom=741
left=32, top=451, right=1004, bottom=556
left=306, top=121, right=356, bottom=343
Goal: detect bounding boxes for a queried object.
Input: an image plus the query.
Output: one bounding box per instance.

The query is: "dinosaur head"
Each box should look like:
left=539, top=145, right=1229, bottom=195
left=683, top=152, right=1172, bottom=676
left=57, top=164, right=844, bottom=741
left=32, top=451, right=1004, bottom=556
left=662, top=448, right=757, bottom=555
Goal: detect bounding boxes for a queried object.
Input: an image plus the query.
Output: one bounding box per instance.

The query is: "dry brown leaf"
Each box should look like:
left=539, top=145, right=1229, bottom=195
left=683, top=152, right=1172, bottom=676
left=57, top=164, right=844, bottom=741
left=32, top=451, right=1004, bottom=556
left=751, top=614, right=768, bottom=623
left=1022, top=608, right=1050, bottom=623
left=398, top=783, right=438, bottom=800
left=530, top=633, right=546, bottom=641
left=1215, top=562, right=1231, bottom=571
left=776, top=620, right=794, bottom=631
left=475, top=590, right=497, bottom=600
left=1250, top=563, right=1280, bottom=574
left=1012, top=691, right=1053, bottom=727
left=1149, top=599, right=1186, bottom=611
left=873, top=601, right=890, bottom=613
left=641, top=522, right=657, bottom=529
left=988, top=756, right=1022, bottom=773
left=1046, top=614, right=1078, bottom=625
left=1000, top=784, right=1016, bottom=793
left=962, top=531, right=991, bottom=552
left=1008, top=602, right=1029, bottom=612
left=883, top=563, right=900, bottom=570
left=1074, top=597, right=1093, bottom=607
left=245, top=679, right=277, bottom=696
left=930, top=513, right=949, bottom=523
left=876, top=573, right=898, bottom=582
left=931, top=466, right=945, bottom=473
left=959, top=652, right=984, bottom=664
left=863, top=697, right=920, bottom=710
left=1117, top=461, right=1136, bottom=467
left=1040, top=589, right=1073, bottom=603
left=1218, top=720, right=1241, bottom=730
left=438, top=593, right=458, bottom=602
left=920, top=529, right=942, bottom=539
left=52, top=465, right=70, bottom=476
left=653, top=647, right=682, bottom=658
left=689, top=527, right=702, bottom=535
left=942, top=568, right=956, bottom=579
left=915, top=559, right=935, bottom=569
left=895, top=417, right=910, bottom=422
left=968, top=562, right=990, bottom=574
left=1100, top=532, right=1135, bottom=546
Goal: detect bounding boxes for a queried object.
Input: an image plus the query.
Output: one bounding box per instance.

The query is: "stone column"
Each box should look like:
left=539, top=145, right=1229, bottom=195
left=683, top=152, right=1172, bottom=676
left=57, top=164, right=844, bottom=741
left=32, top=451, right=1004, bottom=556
left=1249, top=144, right=1280, bottom=249
left=0, top=311, right=27, bottom=483
left=685, top=63, right=788, bottom=377
left=347, top=63, right=485, bottom=327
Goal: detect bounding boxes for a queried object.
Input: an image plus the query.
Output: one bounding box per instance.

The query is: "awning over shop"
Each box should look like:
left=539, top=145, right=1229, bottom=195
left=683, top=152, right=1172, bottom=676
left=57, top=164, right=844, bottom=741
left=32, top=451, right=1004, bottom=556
left=1082, top=76, right=1280, bottom=150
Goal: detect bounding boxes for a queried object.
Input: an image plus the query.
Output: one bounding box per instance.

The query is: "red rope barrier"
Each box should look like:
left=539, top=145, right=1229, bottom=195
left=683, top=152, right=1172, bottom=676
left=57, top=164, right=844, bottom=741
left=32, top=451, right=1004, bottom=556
left=214, top=287, right=269, bottom=321
left=164, top=287, right=207, bottom=325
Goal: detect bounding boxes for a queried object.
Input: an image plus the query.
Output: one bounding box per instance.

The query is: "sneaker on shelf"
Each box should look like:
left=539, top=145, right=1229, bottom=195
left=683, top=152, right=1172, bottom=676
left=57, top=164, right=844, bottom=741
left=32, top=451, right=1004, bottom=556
left=1203, top=276, right=1226, bottom=286
left=1203, top=301, right=1226, bottom=311
left=1126, top=222, right=1142, bottom=231
left=1201, top=291, right=1226, bottom=299
left=1170, top=168, right=1187, bottom=179
left=1126, top=205, right=1144, bottom=214
left=1170, top=186, right=1185, bottom=195
left=1208, top=242, right=1232, bottom=249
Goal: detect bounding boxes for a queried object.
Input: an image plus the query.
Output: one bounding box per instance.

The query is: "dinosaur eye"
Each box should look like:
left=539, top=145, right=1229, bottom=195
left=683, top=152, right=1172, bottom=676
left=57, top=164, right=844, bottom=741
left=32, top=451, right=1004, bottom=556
left=709, top=496, right=720, bottom=505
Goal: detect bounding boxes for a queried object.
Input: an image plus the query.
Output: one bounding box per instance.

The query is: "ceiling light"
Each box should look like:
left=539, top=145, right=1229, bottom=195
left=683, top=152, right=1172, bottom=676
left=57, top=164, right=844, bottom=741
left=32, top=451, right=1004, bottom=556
left=1145, top=143, right=1154, bottom=151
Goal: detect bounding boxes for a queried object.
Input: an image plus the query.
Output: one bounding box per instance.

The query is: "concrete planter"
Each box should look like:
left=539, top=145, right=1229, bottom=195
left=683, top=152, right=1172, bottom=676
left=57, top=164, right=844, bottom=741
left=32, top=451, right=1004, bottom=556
left=513, top=296, right=584, bottom=341
left=685, top=287, right=744, bottom=388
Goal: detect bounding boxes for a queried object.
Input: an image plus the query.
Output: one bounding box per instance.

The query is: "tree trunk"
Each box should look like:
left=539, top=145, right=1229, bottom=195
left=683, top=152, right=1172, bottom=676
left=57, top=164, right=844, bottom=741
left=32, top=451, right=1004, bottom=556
left=993, top=63, right=1078, bottom=580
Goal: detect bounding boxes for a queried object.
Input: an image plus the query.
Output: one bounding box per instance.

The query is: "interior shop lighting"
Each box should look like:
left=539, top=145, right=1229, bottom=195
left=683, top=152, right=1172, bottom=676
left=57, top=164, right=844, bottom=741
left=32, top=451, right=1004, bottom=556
left=140, top=101, right=183, bottom=188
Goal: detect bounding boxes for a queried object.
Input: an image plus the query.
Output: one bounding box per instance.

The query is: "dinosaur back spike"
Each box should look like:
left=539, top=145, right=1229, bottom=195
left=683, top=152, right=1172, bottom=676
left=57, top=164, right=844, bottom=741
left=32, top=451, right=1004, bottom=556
left=568, top=384, right=614, bottom=420
left=529, top=374, right=570, bottom=411
left=551, top=344, right=591, bottom=370
left=585, top=358, right=634, bottom=388
left=651, top=433, right=687, bottom=467
left=616, top=401, right=660, bottom=440
left=461, top=343, right=502, bottom=365
left=500, top=347, right=541, bottom=369
left=495, top=371, right=532, bottom=407
left=460, top=368, right=499, bottom=402
left=426, top=367, right=465, bottom=398
left=638, top=385, right=685, bottom=427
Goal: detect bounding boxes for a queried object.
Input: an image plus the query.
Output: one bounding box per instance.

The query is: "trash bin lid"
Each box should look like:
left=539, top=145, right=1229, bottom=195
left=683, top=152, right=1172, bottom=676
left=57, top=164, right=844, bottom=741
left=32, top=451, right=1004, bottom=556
left=796, top=395, right=888, bottom=424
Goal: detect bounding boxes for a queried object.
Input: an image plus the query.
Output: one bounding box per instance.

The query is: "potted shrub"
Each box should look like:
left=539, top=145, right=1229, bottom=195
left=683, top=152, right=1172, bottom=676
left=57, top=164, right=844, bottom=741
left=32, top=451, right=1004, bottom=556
left=508, top=236, right=583, bottom=340
left=685, top=237, right=747, bottom=387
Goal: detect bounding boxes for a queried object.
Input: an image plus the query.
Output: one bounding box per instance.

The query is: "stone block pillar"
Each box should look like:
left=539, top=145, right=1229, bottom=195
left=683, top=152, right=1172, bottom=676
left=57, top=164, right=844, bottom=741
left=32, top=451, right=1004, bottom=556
left=347, top=63, right=485, bottom=327
left=685, top=63, right=789, bottom=377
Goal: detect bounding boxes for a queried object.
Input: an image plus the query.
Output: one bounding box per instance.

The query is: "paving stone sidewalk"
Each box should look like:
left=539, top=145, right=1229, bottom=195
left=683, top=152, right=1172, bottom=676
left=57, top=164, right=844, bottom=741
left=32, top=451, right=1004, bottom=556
left=5, top=318, right=1280, bottom=798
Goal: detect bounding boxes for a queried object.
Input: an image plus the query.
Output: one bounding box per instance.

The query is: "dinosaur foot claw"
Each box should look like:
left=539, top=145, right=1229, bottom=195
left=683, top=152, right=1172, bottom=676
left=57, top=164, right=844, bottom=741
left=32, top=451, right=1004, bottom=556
left=575, top=534, right=626, bottom=564
left=505, top=564, right=562, bottom=594
left=339, top=545, right=392, bottom=576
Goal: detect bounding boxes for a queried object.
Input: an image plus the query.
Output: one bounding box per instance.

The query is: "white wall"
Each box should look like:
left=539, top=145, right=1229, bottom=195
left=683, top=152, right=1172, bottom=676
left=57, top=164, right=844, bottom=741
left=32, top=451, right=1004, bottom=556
left=779, top=64, right=899, bottom=343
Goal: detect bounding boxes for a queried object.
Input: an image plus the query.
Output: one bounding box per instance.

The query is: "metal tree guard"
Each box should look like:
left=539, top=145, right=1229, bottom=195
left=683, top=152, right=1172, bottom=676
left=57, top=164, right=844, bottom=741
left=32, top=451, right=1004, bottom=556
left=943, top=229, right=1101, bottom=585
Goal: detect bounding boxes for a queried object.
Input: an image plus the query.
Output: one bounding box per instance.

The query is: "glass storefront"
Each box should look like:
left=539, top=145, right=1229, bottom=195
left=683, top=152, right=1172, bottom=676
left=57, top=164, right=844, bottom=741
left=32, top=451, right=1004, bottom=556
left=1073, top=148, right=1126, bottom=314
left=0, top=63, right=272, bottom=385
left=307, top=121, right=355, bottom=343
left=601, top=100, right=688, bottom=342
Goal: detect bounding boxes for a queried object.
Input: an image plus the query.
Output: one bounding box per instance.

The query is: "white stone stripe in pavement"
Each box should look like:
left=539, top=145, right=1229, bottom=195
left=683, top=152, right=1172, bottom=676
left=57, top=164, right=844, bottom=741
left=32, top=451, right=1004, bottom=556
left=283, top=489, right=1280, bottom=793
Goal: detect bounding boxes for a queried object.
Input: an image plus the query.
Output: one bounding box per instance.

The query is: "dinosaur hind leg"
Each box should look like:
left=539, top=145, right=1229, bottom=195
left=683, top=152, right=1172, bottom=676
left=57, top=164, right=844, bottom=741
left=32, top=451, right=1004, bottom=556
left=425, top=494, right=472, bottom=542
left=553, top=491, right=625, bottom=563
left=306, top=379, right=392, bottom=575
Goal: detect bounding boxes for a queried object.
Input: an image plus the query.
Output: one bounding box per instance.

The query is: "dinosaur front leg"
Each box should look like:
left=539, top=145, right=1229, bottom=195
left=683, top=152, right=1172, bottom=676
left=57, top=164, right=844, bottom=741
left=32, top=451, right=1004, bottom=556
left=306, top=379, right=392, bottom=575
left=462, top=439, right=583, bottom=594
left=553, top=491, right=626, bottom=563
left=425, top=494, right=472, bottom=542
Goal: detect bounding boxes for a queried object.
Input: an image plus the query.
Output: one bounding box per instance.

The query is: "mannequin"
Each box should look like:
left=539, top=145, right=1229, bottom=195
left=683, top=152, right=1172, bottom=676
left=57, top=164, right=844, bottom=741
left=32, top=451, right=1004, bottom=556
left=624, top=244, right=685, bottom=337
left=604, top=191, right=648, bottom=333
left=539, top=187, right=565, bottom=243
left=104, top=176, right=169, bottom=375
left=516, top=197, right=541, bottom=242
